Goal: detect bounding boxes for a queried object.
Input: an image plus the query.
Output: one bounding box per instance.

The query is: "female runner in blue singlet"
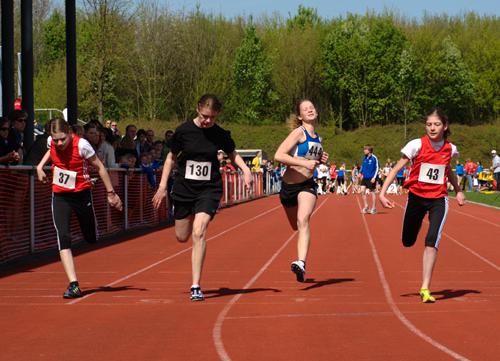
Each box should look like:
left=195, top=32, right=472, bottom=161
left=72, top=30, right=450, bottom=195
left=274, top=99, right=329, bottom=282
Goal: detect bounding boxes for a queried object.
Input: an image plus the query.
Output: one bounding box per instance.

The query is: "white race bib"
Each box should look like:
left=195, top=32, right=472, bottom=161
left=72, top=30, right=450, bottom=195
left=418, top=163, right=445, bottom=184
left=305, top=142, right=323, bottom=160
left=185, top=160, right=211, bottom=181
left=53, top=166, right=77, bottom=189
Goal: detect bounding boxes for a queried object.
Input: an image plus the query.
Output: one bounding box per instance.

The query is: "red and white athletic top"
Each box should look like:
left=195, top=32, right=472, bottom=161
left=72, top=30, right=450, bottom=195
left=48, top=135, right=95, bottom=193
left=402, top=136, right=458, bottom=199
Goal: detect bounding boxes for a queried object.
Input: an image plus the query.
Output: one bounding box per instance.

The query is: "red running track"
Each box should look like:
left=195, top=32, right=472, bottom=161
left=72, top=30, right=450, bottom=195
left=0, top=194, right=499, bottom=361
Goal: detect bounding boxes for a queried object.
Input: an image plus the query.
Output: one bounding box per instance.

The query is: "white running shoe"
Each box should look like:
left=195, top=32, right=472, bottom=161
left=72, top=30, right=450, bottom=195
left=291, top=261, right=306, bottom=282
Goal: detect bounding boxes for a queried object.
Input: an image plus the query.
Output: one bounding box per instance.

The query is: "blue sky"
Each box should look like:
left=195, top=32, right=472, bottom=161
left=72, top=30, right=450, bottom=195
left=160, top=0, right=499, bottom=19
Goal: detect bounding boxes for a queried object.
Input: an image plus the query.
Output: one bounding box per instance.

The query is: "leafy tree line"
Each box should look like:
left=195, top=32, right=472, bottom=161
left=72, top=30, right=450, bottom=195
left=6, top=1, right=499, bottom=129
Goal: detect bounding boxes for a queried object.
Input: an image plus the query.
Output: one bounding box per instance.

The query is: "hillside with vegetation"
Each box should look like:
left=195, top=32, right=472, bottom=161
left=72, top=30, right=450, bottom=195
left=129, top=118, right=499, bottom=167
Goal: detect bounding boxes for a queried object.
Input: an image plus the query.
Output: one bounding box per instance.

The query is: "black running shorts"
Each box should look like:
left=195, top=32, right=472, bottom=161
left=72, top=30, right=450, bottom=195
left=279, top=178, right=317, bottom=208
left=173, top=197, right=220, bottom=220
left=361, top=177, right=376, bottom=190
left=402, top=192, right=448, bottom=249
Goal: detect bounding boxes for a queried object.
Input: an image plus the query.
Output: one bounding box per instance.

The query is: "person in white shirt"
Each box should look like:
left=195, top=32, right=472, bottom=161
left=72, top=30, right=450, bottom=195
left=491, top=150, right=500, bottom=191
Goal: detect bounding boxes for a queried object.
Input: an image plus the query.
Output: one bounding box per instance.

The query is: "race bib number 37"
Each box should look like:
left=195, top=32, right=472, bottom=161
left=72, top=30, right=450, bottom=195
left=418, top=163, right=445, bottom=185
left=185, top=160, right=211, bottom=181
left=53, top=166, right=77, bottom=189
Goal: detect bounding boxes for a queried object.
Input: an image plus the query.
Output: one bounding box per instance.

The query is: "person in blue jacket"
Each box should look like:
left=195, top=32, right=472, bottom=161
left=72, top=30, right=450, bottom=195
left=360, top=144, right=379, bottom=214
left=455, top=159, right=465, bottom=191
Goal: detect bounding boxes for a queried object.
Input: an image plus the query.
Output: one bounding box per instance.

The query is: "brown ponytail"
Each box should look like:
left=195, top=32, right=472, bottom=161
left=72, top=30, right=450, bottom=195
left=286, top=99, right=312, bottom=130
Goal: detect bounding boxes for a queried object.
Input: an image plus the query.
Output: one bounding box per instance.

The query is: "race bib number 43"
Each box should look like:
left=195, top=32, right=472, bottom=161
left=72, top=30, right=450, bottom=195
left=53, top=166, right=77, bottom=189
left=418, top=163, right=445, bottom=184
left=185, top=160, right=211, bottom=181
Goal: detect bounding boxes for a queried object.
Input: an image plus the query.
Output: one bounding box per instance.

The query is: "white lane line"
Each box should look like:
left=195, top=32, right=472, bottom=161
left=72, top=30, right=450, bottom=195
left=356, top=197, right=470, bottom=361
left=393, top=201, right=500, bottom=272
left=224, top=308, right=498, bottom=320
left=67, top=204, right=281, bottom=305
left=212, top=197, right=330, bottom=361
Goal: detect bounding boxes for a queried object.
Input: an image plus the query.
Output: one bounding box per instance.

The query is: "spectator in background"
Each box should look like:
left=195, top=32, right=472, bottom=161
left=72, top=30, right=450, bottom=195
left=251, top=151, right=262, bottom=172
left=396, top=164, right=406, bottom=195
left=110, top=121, right=120, bottom=137
left=10, top=109, right=27, bottom=161
left=383, top=159, right=393, bottom=178
left=146, top=129, right=155, bottom=148
left=84, top=122, right=100, bottom=150
left=135, top=129, right=150, bottom=156
left=117, top=151, right=137, bottom=170
left=475, top=161, right=483, bottom=174
left=24, top=119, right=54, bottom=166
left=455, top=159, right=465, bottom=190
left=121, top=124, right=137, bottom=146
left=464, top=159, right=476, bottom=192
left=329, top=162, right=337, bottom=189
left=0, top=117, right=21, bottom=165
left=492, top=150, right=500, bottom=191
left=105, top=120, right=111, bottom=128
left=161, top=130, right=174, bottom=162
left=97, top=127, right=117, bottom=168
left=140, top=151, right=157, bottom=188
left=360, top=144, right=379, bottom=214
left=152, top=140, right=164, bottom=166
left=33, top=119, right=44, bottom=136
left=71, top=124, right=84, bottom=137
left=350, top=164, right=360, bottom=194
left=337, top=162, right=347, bottom=195
left=117, top=124, right=139, bottom=165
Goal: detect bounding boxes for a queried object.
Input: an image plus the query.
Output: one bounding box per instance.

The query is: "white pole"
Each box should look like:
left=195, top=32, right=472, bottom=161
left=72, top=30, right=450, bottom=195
left=17, top=52, right=21, bottom=97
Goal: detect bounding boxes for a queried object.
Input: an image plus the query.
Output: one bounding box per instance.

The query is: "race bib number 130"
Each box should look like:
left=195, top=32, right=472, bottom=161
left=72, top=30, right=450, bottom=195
left=185, top=160, right=211, bottom=181
left=53, top=166, right=77, bottom=189
left=418, top=163, right=445, bottom=185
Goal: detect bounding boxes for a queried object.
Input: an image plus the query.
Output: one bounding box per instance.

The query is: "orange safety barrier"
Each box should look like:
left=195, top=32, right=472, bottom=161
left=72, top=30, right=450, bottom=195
left=0, top=167, right=271, bottom=264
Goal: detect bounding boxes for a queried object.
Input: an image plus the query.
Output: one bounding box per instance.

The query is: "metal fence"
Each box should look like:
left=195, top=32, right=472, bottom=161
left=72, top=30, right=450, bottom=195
left=0, top=167, right=269, bottom=264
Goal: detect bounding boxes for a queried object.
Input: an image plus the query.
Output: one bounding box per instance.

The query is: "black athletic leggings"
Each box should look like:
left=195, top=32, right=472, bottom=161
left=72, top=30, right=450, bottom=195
left=52, top=189, right=97, bottom=250
left=402, top=192, right=448, bottom=249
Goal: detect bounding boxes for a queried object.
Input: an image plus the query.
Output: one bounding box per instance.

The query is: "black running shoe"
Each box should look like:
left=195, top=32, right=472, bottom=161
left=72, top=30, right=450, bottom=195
left=291, top=261, right=306, bottom=282
left=190, top=286, right=204, bottom=301
left=63, top=283, right=82, bottom=299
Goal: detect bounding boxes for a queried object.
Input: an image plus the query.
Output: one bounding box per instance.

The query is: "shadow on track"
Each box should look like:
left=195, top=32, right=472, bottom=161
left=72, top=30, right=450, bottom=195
left=204, top=287, right=282, bottom=299
left=401, top=289, right=481, bottom=300
left=301, top=278, right=355, bottom=291
left=82, top=285, right=148, bottom=296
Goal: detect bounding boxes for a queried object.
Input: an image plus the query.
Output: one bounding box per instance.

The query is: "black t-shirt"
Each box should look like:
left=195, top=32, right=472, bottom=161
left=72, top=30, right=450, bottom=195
left=170, top=120, right=235, bottom=201
left=0, top=136, right=20, bottom=165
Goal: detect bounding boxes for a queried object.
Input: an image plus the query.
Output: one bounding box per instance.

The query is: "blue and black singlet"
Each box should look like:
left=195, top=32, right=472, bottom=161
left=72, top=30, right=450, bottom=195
left=292, top=126, right=323, bottom=161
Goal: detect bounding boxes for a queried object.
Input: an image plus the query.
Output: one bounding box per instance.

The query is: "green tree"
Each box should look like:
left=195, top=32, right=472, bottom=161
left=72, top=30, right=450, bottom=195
left=396, top=47, right=422, bottom=140
left=40, top=9, right=66, bottom=65
left=426, top=36, right=474, bottom=122
left=78, top=0, right=134, bottom=121
left=231, top=23, right=276, bottom=124
left=286, top=5, right=321, bottom=30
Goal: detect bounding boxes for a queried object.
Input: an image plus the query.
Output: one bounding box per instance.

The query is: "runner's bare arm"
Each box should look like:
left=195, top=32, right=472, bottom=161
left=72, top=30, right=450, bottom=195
left=88, top=155, right=123, bottom=211
left=379, top=157, right=409, bottom=208
left=36, top=150, right=51, bottom=183
left=152, top=152, right=177, bottom=209
left=228, top=151, right=253, bottom=189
